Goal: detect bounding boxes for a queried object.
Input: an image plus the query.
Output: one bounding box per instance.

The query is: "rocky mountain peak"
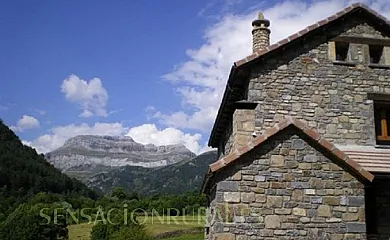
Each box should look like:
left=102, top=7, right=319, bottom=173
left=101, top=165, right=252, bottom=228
left=45, top=135, right=195, bottom=173
left=64, top=135, right=136, bottom=146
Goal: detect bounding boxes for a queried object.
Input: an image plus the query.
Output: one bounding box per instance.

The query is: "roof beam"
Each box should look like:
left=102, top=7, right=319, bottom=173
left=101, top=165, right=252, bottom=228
left=332, top=36, right=390, bottom=46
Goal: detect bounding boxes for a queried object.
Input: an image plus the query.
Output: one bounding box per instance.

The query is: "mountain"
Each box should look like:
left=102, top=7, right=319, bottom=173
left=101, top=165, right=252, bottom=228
left=0, top=119, right=96, bottom=220
left=45, top=135, right=196, bottom=179
left=87, top=150, right=217, bottom=195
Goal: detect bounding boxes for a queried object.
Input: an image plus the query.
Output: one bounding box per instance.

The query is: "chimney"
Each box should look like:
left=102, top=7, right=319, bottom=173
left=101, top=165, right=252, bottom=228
left=252, top=12, right=270, bottom=52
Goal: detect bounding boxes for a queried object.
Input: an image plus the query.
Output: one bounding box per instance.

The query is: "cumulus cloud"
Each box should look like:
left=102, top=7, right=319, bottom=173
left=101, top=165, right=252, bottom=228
left=11, top=115, right=40, bottom=132
left=61, top=74, right=109, bottom=118
left=156, top=0, right=390, bottom=134
left=153, top=108, right=217, bottom=132
left=25, top=122, right=209, bottom=155
left=126, top=124, right=210, bottom=154
left=27, top=122, right=126, bottom=153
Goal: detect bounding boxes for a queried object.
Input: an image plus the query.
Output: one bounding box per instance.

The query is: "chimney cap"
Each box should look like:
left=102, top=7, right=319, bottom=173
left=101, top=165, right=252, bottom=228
left=258, top=12, right=265, bottom=20
left=252, top=12, right=270, bottom=27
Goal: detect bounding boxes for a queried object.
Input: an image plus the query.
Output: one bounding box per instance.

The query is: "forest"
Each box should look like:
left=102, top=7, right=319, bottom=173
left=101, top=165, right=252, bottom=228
left=0, top=119, right=206, bottom=239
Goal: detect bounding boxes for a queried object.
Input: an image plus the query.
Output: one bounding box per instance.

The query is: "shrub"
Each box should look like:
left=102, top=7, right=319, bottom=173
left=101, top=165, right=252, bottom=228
left=0, top=202, right=68, bottom=240
left=90, top=207, right=151, bottom=240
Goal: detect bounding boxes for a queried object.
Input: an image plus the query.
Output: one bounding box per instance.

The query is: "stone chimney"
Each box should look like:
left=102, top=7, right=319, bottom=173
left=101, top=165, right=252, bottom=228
left=252, top=12, right=270, bottom=52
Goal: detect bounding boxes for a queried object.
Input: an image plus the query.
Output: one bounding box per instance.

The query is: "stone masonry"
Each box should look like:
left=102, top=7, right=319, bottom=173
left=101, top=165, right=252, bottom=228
left=231, top=109, right=255, bottom=151
left=248, top=17, right=390, bottom=146
left=223, top=16, right=390, bottom=155
left=252, top=13, right=271, bottom=52
left=205, top=5, right=390, bottom=240
left=206, top=128, right=366, bottom=240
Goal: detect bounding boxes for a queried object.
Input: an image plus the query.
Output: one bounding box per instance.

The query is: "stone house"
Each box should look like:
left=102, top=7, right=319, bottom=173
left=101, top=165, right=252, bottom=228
left=201, top=3, right=390, bottom=240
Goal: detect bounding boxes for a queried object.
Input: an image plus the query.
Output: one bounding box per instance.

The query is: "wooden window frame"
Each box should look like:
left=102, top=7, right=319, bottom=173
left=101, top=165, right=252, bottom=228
left=376, top=108, right=390, bottom=141
left=374, top=101, right=390, bottom=144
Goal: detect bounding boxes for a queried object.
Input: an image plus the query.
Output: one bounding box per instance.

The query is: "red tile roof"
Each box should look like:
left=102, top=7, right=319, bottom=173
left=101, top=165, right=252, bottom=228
left=202, top=117, right=374, bottom=193
left=208, top=3, right=390, bottom=148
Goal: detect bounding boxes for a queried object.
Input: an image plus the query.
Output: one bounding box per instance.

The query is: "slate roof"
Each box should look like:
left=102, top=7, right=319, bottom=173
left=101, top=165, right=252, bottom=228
left=201, top=117, right=375, bottom=193
left=208, top=3, right=390, bottom=148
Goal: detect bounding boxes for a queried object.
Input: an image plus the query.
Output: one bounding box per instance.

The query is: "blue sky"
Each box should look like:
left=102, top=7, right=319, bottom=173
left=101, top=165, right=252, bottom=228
left=1, top=0, right=390, bottom=154
left=0, top=1, right=211, bottom=126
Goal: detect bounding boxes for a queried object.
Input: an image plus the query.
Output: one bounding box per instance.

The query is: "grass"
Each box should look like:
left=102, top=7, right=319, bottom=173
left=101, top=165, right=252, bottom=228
left=68, top=223, right=93, bottom=240
left=138, top=215, right=204, bottom=235
left=68, top=215, right=205, bottom=240
left=163, top=233, right=204, bottom=240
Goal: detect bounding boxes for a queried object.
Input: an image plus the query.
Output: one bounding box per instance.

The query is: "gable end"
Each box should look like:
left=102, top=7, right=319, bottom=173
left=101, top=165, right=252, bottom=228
left=202, top=117, right=374, bottom=193
left=209, top=3, right=390, bottom=148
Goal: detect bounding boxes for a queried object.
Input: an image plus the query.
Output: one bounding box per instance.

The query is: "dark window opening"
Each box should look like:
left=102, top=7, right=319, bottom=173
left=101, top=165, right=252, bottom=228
left=374, top=102, right=390, bottom=145
left=335, top=42, right=349, bottom=61
left=365, top=184, right=377, bottom=234
left=370, top=45, right=384, bottom=64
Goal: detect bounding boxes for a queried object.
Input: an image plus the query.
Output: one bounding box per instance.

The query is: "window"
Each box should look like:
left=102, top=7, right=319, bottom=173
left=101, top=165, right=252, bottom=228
left=374, top=102, right=390, bottom=144
left=369, top=45, right=384, bottom=64
left=335, top=42, right=349, bottom=61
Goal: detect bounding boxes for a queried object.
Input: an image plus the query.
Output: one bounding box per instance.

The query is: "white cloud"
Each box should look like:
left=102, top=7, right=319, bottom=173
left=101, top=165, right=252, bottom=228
left=157, top=0, right=390, bottom=134
left=61, top=74, right=109, bottom=118
left=126, top=124, right=210, bottom=154
left=26, top=122, right=210, bottom=155
left=158, top=13, right=251, bottom=132
left=27, top=122, right=126, bottom=153
left=153, top=107, right=217, bottom=132
left=11, top=115, right=40, bottom=132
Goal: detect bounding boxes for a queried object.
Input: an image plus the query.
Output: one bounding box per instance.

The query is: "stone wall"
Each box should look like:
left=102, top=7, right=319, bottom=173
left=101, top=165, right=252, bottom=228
left=219, top=17, right=390, bottom=155
left=223, top=109, right=255, bottom=156
left=230, top=109, right=255, bottom=153
left=244, top=17, right=390, bottom=149
left=206, top=129, right=366, bottom=240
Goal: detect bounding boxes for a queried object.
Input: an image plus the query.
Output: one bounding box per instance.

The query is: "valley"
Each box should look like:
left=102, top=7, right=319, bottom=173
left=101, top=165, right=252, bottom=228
left=45, top=134, right=216, bottom=195
left=0, top=120, right=212, bottom=239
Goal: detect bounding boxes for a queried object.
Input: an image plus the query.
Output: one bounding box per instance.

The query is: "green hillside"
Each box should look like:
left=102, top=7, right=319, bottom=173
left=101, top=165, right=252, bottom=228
left=0, top=119, right=207, bottom=239
left=88, top=150, right=217, bottom=195
left=0, top=119, right=96, bottom=221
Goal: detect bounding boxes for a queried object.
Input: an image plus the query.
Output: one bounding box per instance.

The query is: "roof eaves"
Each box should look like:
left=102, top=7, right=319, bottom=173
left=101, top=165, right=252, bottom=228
left=208, top=65, right=238, bottom=147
